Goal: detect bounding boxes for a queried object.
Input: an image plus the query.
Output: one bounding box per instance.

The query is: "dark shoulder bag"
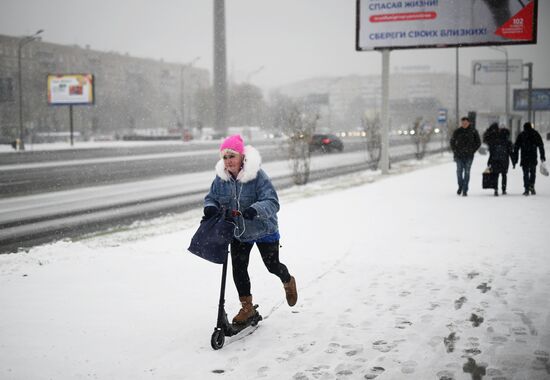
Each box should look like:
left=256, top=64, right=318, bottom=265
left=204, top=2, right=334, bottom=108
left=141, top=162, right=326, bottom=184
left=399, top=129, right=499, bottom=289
left=188, top=208, right=235, bottom=264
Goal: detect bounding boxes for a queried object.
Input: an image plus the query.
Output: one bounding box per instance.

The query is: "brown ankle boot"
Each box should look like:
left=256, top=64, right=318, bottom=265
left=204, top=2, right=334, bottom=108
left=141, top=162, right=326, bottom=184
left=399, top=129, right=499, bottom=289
left=283, top=276, right=297, bottom=306
left=232, top=295, right=255, bottom=324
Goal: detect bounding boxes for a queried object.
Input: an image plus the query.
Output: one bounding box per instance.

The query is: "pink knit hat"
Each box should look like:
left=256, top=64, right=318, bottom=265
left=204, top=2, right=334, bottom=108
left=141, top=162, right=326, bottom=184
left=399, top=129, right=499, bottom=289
left=220, top=134, right=244, bottom=155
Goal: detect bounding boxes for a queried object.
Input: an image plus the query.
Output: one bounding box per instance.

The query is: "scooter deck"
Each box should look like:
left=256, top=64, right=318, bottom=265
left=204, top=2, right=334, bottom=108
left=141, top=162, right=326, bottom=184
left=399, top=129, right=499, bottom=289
left=225, top=305, right=262, bottom=336
left=229, top=307, right=262, bottom=334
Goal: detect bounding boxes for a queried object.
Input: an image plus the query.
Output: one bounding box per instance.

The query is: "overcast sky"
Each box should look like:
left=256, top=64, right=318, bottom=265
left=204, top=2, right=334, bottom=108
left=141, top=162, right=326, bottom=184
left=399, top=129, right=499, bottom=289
left=1, top=0, right=548, bottom=88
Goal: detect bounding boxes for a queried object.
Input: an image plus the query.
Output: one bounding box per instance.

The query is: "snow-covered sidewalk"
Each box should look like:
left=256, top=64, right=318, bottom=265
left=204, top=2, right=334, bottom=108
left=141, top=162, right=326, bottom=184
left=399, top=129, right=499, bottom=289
left=1, top=154, right=549, bottom=380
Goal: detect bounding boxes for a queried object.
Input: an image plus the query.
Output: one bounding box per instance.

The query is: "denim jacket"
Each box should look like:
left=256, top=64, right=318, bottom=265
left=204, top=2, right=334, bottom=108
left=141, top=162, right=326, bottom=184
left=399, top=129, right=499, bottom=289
left=204, top=146, right=280, bottom=242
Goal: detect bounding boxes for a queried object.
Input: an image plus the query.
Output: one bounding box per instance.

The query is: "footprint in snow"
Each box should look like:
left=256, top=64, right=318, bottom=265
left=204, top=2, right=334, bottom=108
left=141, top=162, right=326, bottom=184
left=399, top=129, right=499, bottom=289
left=469, top=313, right=484, bottom=327
left=340, top=322, right=356, bottom=328
left=343, top=344, right=364, bottom=356
left=388, top=304, right=400, bottom=312
left=275, top=350, right=296, bottom=363
left=291, top=372, right=308, bottom=380
left=444, top=332, right=459, bottom=353
left=436, top=369, right=455, bottom=380
left=297, top=342, right=316, bottom=354
left=531, top=350, right=550, bottom=373
left=256, top=366, right=269, bottom=378
left=510, top=326, right=528, bottom=337
left=476, top=282, right=492, bottom=293
left=486, top=367, right=505, bottom=377
left=395, top=318, right=412, bottom=329
left=462, top=358, right=487, bottom=378
left=335, top=362, right=364, bottom=377
left=325, top=342, right=340, bottom=354
left=401, top=360, right=418, bottom=374
left=364, top=366, right=385, bottom=379
left=488, top=334, right=508, bottom=346
left=463, top=337, right=482, bottom=357
left=301, top=365, right=331, bottom=379
left=372, top=340, right=397, bottom=353
left=517, top=312, right=538, bottom=335
left=454, top=296, right=467, bottom=310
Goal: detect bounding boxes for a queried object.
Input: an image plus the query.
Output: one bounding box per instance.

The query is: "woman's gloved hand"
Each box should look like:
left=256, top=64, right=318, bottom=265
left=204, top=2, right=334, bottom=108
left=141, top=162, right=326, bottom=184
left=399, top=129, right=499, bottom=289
left=203, top=206, right=219, bottom=220
left=242, top=207, right=257, bottom=220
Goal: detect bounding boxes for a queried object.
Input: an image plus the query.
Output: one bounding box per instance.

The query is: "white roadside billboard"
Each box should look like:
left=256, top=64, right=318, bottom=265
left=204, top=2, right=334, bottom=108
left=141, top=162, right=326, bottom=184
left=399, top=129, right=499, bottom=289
left=356, top=0, right=538, bottom=51
left=472, top=59, right=524, bottom=85
left=47, top=74, right=94, bottom=105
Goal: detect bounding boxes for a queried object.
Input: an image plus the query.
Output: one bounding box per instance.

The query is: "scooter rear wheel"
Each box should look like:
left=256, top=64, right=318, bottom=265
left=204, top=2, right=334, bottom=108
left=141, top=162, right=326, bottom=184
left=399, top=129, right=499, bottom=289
left=211, top=329, right=225, bottom=350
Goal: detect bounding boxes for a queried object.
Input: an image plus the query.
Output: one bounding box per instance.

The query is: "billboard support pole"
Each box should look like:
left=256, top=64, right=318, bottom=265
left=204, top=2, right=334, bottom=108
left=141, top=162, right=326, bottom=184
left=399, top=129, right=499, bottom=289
left=69, top=105, right=74, bottom=146
left=455, top=47, right=460, bottom=130
left=380, top=49, right=390, bottom=175
left=505, top=54, right=510, bottom=129
left=489, top=47, right=511, bottom=129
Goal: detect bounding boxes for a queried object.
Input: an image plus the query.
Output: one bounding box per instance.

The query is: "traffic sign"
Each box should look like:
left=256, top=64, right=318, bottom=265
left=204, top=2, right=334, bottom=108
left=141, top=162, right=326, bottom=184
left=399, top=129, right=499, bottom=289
left=437, top=109, right=447, bottom=123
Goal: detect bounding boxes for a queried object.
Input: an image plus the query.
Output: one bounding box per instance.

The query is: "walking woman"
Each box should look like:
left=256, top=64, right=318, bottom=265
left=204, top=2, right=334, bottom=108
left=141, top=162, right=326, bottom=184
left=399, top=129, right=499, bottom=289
left=483, top=123, right=514, bottom=196
left=203, top=135, right=298, bottom=324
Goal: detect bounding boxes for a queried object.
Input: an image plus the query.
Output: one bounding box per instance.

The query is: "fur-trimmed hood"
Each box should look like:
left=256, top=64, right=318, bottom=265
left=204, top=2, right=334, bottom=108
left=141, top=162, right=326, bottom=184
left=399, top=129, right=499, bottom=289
left=215, top=145, right=262, bottom=183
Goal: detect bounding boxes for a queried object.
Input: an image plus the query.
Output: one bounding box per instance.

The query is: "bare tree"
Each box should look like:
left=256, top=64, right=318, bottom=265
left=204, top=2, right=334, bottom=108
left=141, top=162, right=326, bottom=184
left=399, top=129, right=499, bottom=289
left=411, top=117, right=434, bottom=159
left=278, top=98, right=319, bottom=185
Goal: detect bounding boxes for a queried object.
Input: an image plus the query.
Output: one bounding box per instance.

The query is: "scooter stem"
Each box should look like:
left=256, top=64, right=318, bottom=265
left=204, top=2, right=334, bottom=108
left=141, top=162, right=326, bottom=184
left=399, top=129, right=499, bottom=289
left=216, top=259, right=229, bottom=327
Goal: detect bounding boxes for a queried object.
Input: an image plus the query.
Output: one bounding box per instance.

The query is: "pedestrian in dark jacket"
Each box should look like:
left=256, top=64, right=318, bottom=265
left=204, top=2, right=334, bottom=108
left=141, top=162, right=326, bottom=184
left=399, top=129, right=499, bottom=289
left=204, top=134, right=297, bottom=325
left=483, top=123, right=514, bottom=196
left=482, top=122, right=499, bottom=146
left=513, top=122, right=546, bottom=195
left=450, top=116, right=481, bottom=196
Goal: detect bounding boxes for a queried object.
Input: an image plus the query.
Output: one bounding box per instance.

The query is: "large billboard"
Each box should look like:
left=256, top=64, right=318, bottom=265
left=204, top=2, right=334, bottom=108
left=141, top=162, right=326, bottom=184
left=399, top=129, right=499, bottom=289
left=513, top=88, right=550, bottom=111
left=47, top=74, right=94, bottom=105
left=356, top=0, right=538, bottom=51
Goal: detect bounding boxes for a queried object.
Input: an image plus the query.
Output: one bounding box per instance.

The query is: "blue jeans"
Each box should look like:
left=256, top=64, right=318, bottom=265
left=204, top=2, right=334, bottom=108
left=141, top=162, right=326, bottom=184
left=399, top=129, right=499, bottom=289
left=456, top=157, right=473, bottom=193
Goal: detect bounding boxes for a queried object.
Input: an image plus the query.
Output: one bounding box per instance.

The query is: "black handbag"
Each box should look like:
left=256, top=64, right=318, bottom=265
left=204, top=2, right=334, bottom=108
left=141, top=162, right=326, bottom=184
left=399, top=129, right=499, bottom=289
left=482, top=170, right=498, bottom=189
left=188, top=209, right=235, bottom=264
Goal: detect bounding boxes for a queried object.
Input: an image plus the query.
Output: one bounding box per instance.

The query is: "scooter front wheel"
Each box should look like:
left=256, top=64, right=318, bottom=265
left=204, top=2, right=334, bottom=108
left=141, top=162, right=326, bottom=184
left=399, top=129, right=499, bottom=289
left=211, top=329, right=225, bottom=350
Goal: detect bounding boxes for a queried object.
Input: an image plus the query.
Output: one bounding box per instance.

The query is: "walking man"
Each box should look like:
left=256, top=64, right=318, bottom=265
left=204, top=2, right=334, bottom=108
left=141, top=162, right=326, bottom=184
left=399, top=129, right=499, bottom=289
left=450, top=116, right=481, bottom=196
left=513, top=122, right=546, bottom=195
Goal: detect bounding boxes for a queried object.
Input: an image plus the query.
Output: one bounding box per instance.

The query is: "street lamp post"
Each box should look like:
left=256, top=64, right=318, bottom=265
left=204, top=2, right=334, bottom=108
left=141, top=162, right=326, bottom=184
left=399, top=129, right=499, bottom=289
left=17, top=29, right=43, bottom=151
left=524, top=62, right=533, bottom=124
left=490, top=46, right=510, bottom=129
left=213, top=0, right=228, bottom=135
left=242, top=65, right=265, bottom=135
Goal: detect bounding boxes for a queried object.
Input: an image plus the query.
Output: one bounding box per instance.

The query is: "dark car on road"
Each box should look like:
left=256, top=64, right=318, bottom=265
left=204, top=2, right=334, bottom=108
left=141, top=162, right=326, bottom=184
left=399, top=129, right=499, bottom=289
left=309, top=134, right=344, bottom=153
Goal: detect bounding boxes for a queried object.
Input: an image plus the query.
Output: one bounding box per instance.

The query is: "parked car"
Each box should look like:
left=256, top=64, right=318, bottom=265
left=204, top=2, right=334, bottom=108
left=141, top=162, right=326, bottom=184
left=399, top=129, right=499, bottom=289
left=309, top=134, right=344, bottom=153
